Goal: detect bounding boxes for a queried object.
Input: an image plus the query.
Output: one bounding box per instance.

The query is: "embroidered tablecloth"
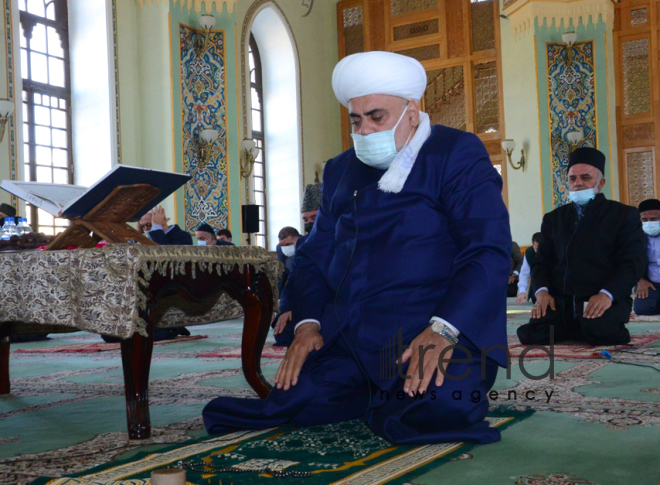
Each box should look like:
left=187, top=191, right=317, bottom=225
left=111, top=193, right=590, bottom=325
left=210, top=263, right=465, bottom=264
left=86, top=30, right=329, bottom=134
left=0, top=245, right=281, bottom=339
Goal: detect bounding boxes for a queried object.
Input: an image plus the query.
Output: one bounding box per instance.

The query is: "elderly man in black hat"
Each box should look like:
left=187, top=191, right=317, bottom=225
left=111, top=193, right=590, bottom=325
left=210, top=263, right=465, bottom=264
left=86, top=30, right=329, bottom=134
left=196, top=223, right=234, bottom=246
left=195, top=223, right=218, bottom=245
left=517, top=147, right=647, bottom=345
left=301, top=182, right=322, bottom=234
left=634, top=199, right=660, bottom=316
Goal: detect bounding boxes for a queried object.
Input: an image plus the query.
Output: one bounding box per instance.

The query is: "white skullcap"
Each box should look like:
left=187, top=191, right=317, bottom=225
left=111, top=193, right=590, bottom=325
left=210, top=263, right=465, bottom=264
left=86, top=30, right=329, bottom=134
left=332, top=51, right=427, bottom=108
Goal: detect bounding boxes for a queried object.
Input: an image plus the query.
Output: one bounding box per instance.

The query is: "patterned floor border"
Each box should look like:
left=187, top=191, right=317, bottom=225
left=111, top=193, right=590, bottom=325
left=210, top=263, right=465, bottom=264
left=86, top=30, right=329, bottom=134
left=0, top=417, right=206, bottom=485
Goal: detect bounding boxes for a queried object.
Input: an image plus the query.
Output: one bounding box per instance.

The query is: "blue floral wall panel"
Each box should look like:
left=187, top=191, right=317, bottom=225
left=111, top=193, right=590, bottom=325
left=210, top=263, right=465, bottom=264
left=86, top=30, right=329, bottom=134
left=546, top=41, right=597, bottom=208
left=179, top=24, right=229, bottom=232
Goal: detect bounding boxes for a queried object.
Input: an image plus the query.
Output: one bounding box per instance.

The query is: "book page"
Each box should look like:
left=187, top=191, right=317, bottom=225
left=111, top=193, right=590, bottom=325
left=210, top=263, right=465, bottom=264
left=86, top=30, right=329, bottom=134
left=7, top=182, right=87, bottom=208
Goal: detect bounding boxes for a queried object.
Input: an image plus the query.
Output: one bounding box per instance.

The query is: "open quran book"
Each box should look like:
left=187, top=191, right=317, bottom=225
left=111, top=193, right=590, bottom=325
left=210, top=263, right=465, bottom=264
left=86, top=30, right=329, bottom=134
left=1, top=165, right=191, bottom=221
left=0, top=180, right=86, bottom=217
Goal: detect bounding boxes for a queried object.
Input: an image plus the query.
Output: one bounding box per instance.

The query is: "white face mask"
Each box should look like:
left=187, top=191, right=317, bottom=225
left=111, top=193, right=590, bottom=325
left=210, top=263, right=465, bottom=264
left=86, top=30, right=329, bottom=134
left=351, top=106, right=411, bottom=170
left=281, top=244, right=295, bottom=257
left=197, top=240, right=207, bottom=246
left=568, top=187, right=596, bottom=206
left=643, top=221, right=660, bottom=237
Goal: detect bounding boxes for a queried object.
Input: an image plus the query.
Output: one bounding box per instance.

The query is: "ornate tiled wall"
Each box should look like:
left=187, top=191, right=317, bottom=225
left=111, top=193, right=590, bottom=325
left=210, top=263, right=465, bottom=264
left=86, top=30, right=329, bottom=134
left=179, top=24, right=229, bottom=232
left=534, top=16, right=615, bottom=212
left=546, top=41, right=597, bottom=208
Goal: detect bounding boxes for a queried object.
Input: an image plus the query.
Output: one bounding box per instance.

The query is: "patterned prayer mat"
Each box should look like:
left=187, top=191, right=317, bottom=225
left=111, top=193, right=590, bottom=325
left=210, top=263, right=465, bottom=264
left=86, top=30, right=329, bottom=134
left=197, top=343, right=287, bottom=359
left=630, top=313, right=660, bottom=322
left=508, top=335, right=660, bottom=360
left=30, top=410, right=532, bottom=485
left=13, top=335, right=208, bottom=354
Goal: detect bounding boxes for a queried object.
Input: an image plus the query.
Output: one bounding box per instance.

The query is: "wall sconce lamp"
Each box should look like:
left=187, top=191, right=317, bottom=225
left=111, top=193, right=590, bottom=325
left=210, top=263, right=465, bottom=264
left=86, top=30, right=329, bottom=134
left=197, top=129, right=218, bottom=169
left=240, top=139, right=259, bottom=179
left=0, top=99, right=14, bottom=144
left=502, top=139, right=526, bottom=172
left=194, top=14, right=216, bottom=57
left=566, top=130, right=583, bottom=152
left=562, top=31, right=578, bottom=68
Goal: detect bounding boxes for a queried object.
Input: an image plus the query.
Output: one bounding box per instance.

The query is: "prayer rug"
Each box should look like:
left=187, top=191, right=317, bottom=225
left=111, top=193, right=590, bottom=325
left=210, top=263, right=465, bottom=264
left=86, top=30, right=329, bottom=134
left=30, top=409, right=533, bottom=485
left=508, top=335, right=659, bottom=360
left=13, top=335, right=208, bottom=354
left=197, top=343, right=287, bottom=359
left=630, top=313, right=660, bottom=323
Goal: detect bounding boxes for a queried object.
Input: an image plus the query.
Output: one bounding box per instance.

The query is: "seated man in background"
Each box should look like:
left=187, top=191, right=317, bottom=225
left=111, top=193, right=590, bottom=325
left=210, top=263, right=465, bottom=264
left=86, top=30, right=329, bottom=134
left=276, top=226, right=301, bottom=295
left=301, top=183, right=321, bottom=234
left=217, top=228, right=234, bottom=244
left=196, top=223, right=217, bottom=245
left=0, top=203, right=17, bottom=226
left=515, top=232, right=542, bottom=305
left=272, top=182, right=322, bottom=346
left=138, top=205, right=193, bottom=245
left=634, top=199, right=660, bottom=316
left=508, top=241, right=523, bottom=297
left=518, top=147, right=646, bottom=345
left=104, top=205, right=192, bottom=342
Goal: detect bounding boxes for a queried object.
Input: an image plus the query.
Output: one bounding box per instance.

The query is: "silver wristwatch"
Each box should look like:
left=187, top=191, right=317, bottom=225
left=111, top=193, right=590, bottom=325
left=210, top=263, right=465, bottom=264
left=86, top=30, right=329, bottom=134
left=429, top=320, right=459, bottom=345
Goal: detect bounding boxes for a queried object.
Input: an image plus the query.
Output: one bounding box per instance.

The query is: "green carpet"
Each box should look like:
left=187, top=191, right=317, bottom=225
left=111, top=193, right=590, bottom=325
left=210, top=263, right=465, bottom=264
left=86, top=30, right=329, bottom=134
left=29, top=411, right=530, bottom=485
left=1, top=300, right=660, bottom=484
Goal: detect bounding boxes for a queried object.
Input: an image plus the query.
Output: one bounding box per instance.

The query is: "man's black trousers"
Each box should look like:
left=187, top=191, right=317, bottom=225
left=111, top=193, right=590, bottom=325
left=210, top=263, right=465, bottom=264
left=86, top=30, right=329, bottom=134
left=517, top=294, right=631, bottom=345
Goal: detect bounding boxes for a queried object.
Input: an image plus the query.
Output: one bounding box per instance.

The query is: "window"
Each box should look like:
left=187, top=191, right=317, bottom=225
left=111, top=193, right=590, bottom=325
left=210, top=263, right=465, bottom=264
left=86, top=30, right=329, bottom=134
left=249, top=34, right=267, bottom=248
left=19, top=0, right=72, bottom=235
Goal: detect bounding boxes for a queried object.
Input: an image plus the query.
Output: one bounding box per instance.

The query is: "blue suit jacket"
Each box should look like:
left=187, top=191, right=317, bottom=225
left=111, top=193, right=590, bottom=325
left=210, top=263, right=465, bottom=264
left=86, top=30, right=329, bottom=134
left=291, top=125, right=511, bottom=375
left=149, top=225, right=193, bottom=246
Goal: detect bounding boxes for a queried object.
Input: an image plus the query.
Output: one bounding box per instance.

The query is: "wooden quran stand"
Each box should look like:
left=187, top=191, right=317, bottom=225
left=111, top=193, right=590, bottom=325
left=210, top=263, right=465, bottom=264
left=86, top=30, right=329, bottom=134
left=45, top=184, right=161, bottom=250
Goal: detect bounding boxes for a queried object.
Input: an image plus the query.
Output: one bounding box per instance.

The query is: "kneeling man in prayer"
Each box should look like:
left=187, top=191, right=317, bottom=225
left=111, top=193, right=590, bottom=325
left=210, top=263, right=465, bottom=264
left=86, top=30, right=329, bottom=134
left=634, top=199, right=660, bottom=316
left=517, top=147, right=646, bottom=345
left=203, top=52, right=511, bottom=444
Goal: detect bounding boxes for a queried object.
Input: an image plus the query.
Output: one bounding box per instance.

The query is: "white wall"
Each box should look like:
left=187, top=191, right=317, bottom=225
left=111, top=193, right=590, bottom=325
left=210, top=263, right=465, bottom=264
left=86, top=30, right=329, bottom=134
left=500, top=13, right=546, bottom=245
left=251, top=6, right=302, bottom=249
left=114, top=0, right=175, bottom=219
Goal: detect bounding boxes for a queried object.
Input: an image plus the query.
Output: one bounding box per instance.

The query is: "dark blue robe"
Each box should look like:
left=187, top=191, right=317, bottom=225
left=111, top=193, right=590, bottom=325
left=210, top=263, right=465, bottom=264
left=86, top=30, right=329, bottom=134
left=203, top=125, right=511, bottom=444
left=149, top=225, right=193, bottom=245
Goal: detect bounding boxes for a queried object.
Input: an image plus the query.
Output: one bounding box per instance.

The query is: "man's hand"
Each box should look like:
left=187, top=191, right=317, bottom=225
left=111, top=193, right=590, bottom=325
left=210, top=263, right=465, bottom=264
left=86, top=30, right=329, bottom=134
left=274, top=322, right=323, bottom=391
left=399, top=327, right=454, bottom=396
left=274, top=311, right=292, bottom=335
left=584, top=293, right=612, bottom=319
left=636, top=278, right=656, bottom=299
left=531, top=290, right=555, bottom=319
left=508, top=275, right=517, bottom=285
left=515, top=292, right=527, bottom=305
left=151, top=206, right=170, bottom=227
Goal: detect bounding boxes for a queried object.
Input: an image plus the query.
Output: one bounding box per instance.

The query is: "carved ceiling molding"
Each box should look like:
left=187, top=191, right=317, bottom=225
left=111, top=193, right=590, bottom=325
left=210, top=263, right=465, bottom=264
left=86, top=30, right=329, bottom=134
left=503, top=0, right=615, bottom=37
left=136, top=0, right=238, bottom=14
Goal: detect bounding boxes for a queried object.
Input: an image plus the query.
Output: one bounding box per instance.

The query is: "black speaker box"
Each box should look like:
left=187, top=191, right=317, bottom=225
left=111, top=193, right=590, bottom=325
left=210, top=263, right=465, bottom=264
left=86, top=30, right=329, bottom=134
left=242, top=204, right=260, bottom=234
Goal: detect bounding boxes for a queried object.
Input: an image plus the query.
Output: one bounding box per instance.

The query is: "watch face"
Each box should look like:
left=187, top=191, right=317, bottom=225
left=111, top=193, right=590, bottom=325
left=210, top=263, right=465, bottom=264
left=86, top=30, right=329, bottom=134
left=431, top=321, right=444, bottom=333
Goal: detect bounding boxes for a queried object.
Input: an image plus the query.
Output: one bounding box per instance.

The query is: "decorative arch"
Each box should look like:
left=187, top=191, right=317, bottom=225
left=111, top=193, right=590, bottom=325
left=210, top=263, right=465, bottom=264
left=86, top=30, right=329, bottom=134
left=241, top=0, right=303, bottom=249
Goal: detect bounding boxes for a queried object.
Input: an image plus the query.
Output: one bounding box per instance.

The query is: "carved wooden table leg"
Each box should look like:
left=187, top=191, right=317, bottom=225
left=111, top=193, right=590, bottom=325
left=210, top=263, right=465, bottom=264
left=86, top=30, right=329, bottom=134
left=120, top=307, right=155, bottom=440
left=0, top=334, right=10, bottom=395
left=241, top=268, right=274, bottom=399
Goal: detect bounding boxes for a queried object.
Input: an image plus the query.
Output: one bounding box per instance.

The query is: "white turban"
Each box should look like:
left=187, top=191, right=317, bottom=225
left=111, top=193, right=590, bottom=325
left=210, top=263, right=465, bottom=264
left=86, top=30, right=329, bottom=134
left=332, top=51, right=427, bottom=108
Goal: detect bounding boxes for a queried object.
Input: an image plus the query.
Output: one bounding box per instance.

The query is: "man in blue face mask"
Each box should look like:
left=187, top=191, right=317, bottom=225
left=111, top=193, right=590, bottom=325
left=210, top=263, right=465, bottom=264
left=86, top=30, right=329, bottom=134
left=518, top=147, right=647, bottom=346
left=204, top=51, right=512, bottom=446
left=633, top=199, right=660, bottom=316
